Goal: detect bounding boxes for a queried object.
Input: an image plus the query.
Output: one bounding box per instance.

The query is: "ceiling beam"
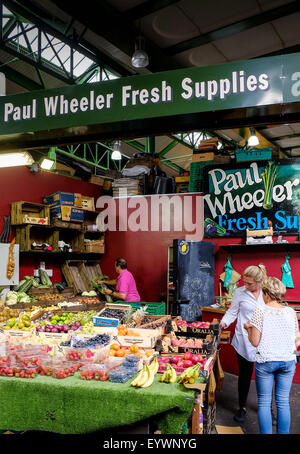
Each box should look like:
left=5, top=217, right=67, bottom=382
left=2, top=0, right=132, bottom=78
left=165, top=0, right=300, bottom=56
left=51, top=0, right=181, bottom=73
left=124, top=0, right=181, bottom=22
left=0, top=58, right=43, bottom=90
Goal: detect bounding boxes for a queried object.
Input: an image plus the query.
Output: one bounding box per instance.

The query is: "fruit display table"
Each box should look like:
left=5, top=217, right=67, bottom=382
left=0, top=373, right=195, bottom=434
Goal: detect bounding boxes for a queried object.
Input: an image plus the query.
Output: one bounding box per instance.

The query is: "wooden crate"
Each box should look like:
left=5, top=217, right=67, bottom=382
left=58, top=229, right=84, bottom=253
left=84, top=239, right=105, bottom=253
left=89, top=175, right=104, bottom=186
left=61, top=260, right=92, bottom=294
left=84, top=261, right=103, bottom=281
left=28, top=287, right=59, bottom=295
left=51, top=219, right=83, bottom=231
left=11, top=201, right=50, bottom=225
left=15, top=225, right=58, bottom=251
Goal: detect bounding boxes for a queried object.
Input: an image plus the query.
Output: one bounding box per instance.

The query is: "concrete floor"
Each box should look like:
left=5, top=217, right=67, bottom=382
left=214, top=372, right=300, bottom=434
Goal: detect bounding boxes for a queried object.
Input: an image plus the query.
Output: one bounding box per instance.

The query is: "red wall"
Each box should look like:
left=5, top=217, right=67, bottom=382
left=0, top=166, right=102, bottom=282
left=98, top=193, right=300, bottom=303
left=98, top=193, right=203, bottom=302
left=1, top=170, right=299, bottom=304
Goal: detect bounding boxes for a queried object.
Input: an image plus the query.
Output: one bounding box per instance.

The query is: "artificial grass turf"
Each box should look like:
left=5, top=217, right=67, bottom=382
left=0, top=373, right=195, bottom=434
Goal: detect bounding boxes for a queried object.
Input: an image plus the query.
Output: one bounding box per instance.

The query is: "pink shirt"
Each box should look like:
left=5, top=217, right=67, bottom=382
left=116, top=269, right=140, bottom=302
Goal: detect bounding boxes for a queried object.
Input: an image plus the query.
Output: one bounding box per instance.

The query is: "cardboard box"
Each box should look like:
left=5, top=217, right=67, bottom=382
left=175, top=176, right=190, bottom=183
left=89, top=175, right=105, bottom=186
left=192, top=152, right=214, bottom=163
left=103, top=180, right=112, bottom=191
left=74, top=193, right=82, bottom=208
left=81, top=196, right=95, bottom=211
left=50, top=205, right=84, bottom=223
left=22, top=215, right=49, bottom=225
left=116, top=327, right=160, bottom=348
left=43, top=191, right=76, bottom=207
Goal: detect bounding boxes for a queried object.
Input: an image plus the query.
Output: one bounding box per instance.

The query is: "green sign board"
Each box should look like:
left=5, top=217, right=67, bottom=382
left=1, top=52, right=300, bottom=134
left=203, top=158, right=300, bottom=238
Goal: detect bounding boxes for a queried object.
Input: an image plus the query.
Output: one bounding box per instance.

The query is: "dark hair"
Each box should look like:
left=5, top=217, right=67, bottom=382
left=115, top=258, right=127, bottom=269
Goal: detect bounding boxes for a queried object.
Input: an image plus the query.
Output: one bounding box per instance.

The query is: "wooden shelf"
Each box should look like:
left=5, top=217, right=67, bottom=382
left=220, top=242, right=300, bottom=251
left=20, top=250, right=103, bottom=260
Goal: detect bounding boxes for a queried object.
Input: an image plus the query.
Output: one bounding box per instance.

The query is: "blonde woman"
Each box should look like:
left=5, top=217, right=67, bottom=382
left=244, top=277, right=299, bottom=434
left=220, top=264, right=267, bottom=423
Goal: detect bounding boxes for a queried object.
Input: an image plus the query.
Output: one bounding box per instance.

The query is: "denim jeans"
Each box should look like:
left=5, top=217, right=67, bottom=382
left=255, top=360, right=296, bottom=434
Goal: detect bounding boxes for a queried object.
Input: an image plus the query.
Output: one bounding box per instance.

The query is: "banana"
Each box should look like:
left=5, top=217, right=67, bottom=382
left=159, top=363, right=177, bottom=384
left=136, top=364, right=151, bottom=387
left=140, top=365, right=155, bottom=388
left=131, top=365, right=147, bottom=387
left=148, top=356, right=159, bottom=374
left=178, top=363, right=201, bottom=384
left=159, top=369, right=168, bottom=383
left=168, top=365, right=177, bottom=383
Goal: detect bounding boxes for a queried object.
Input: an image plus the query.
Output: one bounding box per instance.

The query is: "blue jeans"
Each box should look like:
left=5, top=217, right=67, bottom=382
left=255, top=360, right=296, bottom=434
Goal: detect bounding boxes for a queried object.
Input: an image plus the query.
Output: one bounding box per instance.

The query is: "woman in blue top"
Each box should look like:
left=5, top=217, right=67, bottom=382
left=220, top=264, right=267, bottom=423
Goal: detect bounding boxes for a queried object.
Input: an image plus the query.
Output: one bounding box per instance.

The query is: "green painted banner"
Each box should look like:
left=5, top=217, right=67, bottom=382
left=203, top=158, right=300, bottom=238
left=1, top=52, right=300, bottom=134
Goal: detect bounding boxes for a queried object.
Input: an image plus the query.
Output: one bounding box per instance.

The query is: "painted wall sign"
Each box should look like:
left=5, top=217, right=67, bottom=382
left=203, top=158, right=300, bottom=237
left=0, top=53, right=300, bottom=134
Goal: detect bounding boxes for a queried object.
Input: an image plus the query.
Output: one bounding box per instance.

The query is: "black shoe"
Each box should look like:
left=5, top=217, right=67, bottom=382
left=233, top=408, right=247, bottom=423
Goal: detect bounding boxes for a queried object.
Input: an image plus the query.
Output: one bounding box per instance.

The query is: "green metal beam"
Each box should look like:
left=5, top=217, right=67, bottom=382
left=55, top=145, right=108, bottom=171
left=0, top=58, right=43, bottom=90
left=160, top=159, right=186, bottom=173
left=165, top=1, right=300, bottom=55
left=145, top=137, right=155, bottom=155
left=159, top=139, right=179, bottom=158
left=124, top=139, right=145, bottom=153
left=1, top=0, right=130, bottom=83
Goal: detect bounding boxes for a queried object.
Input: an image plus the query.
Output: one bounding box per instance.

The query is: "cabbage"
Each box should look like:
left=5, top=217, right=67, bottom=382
left=5, top=291, right=18, bottom=305
left=17, top=292, right=31, bottom=303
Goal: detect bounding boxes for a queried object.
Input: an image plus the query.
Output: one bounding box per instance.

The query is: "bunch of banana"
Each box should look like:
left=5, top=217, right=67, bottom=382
left=159, top=363, right=177, bottom=383
left=148, top=355, right=159, bottom=374
left=130, top=356, right=159, bottom=388
left=178, top=363, right=201, bottom=384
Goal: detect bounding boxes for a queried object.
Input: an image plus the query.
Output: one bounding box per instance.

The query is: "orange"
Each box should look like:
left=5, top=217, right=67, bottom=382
left=116, top=349, right=126, bottom=357
left=111, top=343, right=120, bottom=351
left=130, top=344, right=139, bottom=353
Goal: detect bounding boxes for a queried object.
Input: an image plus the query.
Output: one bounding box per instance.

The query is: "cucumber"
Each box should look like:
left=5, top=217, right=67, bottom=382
left=18, top=278, right=34, bottom=293
left=31, top=278, right=40, bottom=288
left=13, top=279, right=26, bottom=291
left=39, top=269, right=52, bottom=286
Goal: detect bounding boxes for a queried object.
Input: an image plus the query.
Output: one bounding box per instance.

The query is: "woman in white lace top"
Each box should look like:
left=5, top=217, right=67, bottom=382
left=244, top=277, right=300, bottom=434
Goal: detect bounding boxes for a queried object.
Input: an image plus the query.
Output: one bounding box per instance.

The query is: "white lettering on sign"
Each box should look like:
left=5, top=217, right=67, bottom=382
left=291, top=72, right=300, bottom=97
left=181, top=72, right=269, bottom=102
left=43, top=90, right=114, bottom=117
left=4, top=99, right=36, bottom=122
left=121, top=81, right=173, bottom=107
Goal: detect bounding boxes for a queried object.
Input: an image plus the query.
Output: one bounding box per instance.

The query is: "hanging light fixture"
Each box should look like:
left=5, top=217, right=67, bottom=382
left=111, top=140, right=122, bottom=160
left=247, top=127, right=259, bottom=146
left=131, top=36, right=149, bottom=68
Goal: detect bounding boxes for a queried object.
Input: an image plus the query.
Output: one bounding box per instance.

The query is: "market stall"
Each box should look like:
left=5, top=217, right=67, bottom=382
left=0, top=283, right=223, bottom=434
